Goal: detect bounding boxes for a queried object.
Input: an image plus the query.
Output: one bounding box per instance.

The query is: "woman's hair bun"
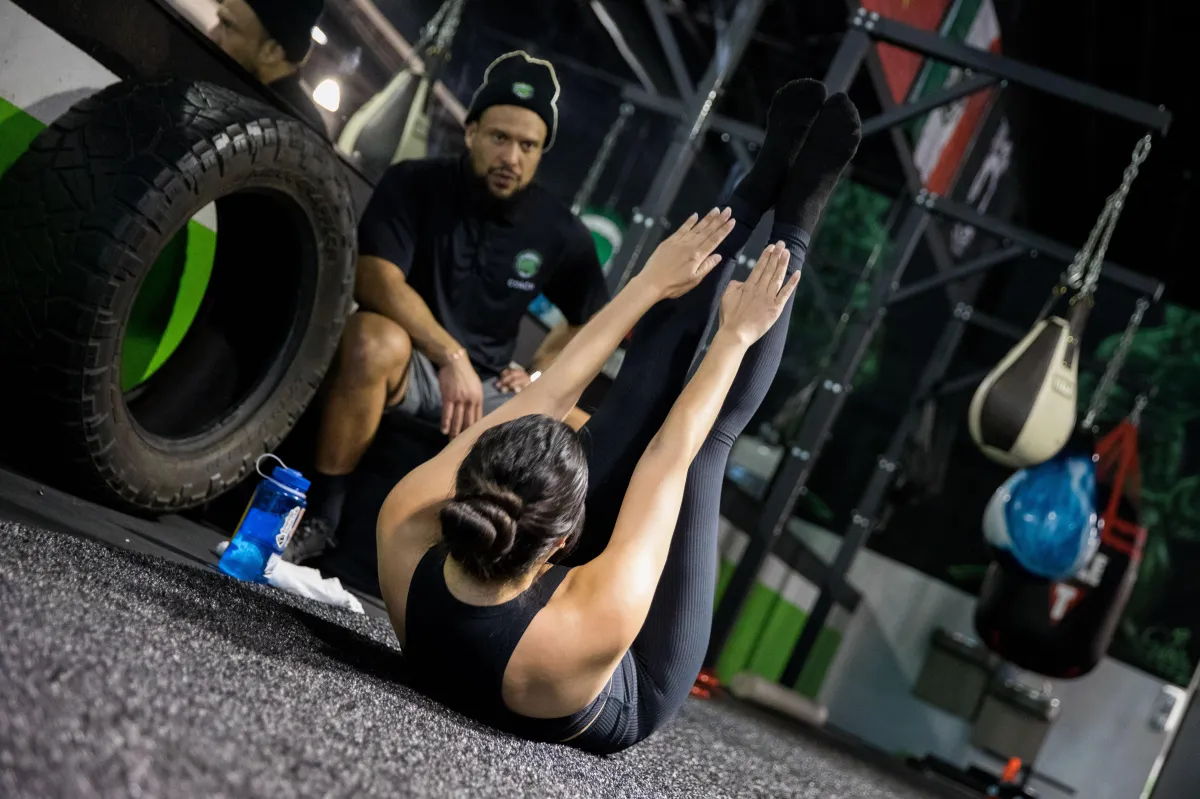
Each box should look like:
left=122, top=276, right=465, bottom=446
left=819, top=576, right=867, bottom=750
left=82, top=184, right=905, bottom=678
left=440, top=489, right=522, bottom=581
left=440, top=415, right=589, bottom=583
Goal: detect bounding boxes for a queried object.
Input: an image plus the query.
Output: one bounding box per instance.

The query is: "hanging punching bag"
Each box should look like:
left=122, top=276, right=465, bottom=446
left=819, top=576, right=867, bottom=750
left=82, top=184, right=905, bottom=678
left=969, top=296, right=1090, bottom=469
left=974, top=420, right=1146, bottom=679
left=337, top=70, right=432, bottom=182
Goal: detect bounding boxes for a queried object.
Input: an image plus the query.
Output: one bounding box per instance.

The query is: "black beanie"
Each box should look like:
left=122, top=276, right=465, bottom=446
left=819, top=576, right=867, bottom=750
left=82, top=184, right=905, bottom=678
left=244, top=0, right=325, bottom=63
left=466, top=51, right=561, bottom=151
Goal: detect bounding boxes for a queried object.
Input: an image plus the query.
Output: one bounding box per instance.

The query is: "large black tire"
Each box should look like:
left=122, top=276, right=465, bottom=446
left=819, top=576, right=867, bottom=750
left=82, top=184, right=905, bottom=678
left=0, top=80, right=356, bottom=513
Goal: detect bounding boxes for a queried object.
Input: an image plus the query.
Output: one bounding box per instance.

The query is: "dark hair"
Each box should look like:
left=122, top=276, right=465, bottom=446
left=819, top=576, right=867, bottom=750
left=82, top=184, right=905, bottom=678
left=440, top=414, right=588, bottom=583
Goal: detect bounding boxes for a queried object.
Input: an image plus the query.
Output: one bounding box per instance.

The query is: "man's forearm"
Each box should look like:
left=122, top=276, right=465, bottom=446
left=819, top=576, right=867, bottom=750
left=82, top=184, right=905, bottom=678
left=530, top=322, right=581, bottom=373
left=355, top=255, right=461, bottom=364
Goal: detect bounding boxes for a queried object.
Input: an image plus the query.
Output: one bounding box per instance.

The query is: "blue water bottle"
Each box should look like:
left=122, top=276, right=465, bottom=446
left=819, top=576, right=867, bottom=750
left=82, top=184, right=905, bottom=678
left=218, top=454, right=310, bottom=583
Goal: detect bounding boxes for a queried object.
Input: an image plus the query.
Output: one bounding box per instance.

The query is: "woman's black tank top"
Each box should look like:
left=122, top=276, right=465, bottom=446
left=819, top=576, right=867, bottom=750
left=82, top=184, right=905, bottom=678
left=404, top=547, right=611, bottom=743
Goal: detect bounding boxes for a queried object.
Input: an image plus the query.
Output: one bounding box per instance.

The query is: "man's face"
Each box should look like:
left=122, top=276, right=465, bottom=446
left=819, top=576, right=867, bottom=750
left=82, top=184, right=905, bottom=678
left=464, top=106, right=548, bottom=199
left=211, top=0, right=271, bottom=75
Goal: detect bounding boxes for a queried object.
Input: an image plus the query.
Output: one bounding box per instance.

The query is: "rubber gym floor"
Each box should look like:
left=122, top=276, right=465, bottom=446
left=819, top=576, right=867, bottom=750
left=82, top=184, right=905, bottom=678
left=1, top=467, right=956, bottom=799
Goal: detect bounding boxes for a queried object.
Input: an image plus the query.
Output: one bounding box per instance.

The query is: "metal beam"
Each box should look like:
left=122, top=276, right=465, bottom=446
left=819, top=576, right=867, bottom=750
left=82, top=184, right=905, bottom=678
left=590, top=0, right=661, bottom=95
left=851, top=7, right=1172, bottom=135
left=782, top=308, right=971, bottom=686
left=887, top=244, right=1024, bottom=305
left=609, top=0, right=767, bottom=292
left=823, top=24, right=872, bottom=93
left=862, top=73, right=999, bottom=137
left=645, top=0, right=694, bottom=98
left=720, top=480, right=861, bottom=611
left=856, top=31, right=965, bottom=301
left=621, top=84, right=766, bottom=145
left=964, top=309, right=1160, bottom=395
left=924, top=195, right=1166, bottom=299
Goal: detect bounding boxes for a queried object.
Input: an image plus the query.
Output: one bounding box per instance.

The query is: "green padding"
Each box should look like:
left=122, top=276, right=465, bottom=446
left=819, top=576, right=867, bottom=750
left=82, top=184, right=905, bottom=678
left=121, top=218, right=218, bottom=391
left=714, top=579, right=778, bottom=682
left=746, top=599, right=842, bottom=699
left=0, top=97, right=45, bottom=181
left=712, top=556, right=843, bottom=700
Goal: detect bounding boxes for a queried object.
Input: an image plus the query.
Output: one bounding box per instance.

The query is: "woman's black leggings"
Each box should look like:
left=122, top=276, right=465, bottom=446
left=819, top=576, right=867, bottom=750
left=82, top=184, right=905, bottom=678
left=563, top=197, right=808, bottom=753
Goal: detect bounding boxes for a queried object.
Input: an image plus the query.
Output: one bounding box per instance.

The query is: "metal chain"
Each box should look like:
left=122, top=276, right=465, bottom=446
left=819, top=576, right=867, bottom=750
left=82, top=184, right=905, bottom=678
left=1067, top=134, right=1152, bottom=297
left=1082, top=296, right=1150, bottom=430
left=1129, top=390, right=1152, bottom=427
left=572, top=103, right=635, bottom=215
left=432, top=0, right=464, bottom=55
left=415, top=0, right=464, bottom=59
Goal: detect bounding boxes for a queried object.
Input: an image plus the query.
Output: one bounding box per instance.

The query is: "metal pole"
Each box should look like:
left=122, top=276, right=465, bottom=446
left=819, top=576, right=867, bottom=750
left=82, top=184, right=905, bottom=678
left=780, top=305, right=971, bottom=684
left=926, top=195, right=1166, bottom=299
left=706, top=200, right=929, bottom=666
left=609, top=0, right=768, bottom=293
left=854, top=36, right=964, bottom=292
left=621, top=84, right=767, bottom=145
left=862, top=73, right=999, bottom=137
left=852, top=8, right=1172, bottom=135
left=645, top=0, right=694, bottom=99
left=887, top=244, right=1025, bottom=305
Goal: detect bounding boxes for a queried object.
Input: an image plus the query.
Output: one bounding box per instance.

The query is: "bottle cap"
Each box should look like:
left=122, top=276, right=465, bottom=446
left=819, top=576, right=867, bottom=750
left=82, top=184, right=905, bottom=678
left=272, top=465, right=311, bottom=494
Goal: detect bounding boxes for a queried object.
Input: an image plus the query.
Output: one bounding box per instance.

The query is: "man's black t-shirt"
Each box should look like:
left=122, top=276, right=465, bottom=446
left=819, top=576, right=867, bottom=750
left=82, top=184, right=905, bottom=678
left=357, top=156, right=610, bottom=378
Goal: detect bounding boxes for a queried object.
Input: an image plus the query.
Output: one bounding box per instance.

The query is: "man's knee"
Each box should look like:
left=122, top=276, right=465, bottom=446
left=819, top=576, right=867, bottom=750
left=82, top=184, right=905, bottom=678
left=337, top=312, right=412, bottom=383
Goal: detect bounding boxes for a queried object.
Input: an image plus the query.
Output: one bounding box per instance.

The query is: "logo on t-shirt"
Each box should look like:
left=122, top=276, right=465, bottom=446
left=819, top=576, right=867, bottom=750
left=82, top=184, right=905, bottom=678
left=514, top=249, right=543, bottom=279
left=512, top=82, right=534, bottom=100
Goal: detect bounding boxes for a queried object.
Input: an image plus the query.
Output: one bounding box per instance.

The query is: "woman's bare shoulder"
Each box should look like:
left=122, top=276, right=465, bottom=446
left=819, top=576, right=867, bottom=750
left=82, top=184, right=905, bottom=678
left=378, top=504, right=444, bottom=644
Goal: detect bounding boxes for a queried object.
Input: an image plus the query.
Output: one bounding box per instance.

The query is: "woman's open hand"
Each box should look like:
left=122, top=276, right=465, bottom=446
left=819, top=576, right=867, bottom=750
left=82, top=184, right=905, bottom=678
left=718, top=241, right=800, bottom=347
left=636, top=207, right=735, bottom=300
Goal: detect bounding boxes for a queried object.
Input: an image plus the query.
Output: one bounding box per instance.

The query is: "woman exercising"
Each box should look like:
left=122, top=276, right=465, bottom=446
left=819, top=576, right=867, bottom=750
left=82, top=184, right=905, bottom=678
left=376, top=80, right=860, bottom=754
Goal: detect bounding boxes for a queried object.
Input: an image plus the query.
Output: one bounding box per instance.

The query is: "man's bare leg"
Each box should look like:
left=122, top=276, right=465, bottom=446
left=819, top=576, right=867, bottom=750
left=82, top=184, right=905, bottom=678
left=285, top=311, right=412, bottom=563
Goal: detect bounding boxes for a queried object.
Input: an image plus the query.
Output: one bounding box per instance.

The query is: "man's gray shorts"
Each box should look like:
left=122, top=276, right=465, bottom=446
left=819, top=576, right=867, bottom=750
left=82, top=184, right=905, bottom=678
left=387, top=350, right=512, bottom=423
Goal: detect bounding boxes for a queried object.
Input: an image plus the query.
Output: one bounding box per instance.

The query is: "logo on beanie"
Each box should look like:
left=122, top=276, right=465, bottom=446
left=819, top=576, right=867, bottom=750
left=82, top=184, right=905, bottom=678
left=512, top=82, right=535, bottom=100
left=514, top=249, right=543, bottom=279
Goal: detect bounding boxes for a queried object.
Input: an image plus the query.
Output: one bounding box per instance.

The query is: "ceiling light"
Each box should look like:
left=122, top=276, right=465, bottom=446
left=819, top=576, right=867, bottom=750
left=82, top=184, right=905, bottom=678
left=312, top=78, right=341, bottom=112
left=311, top=26, right=328, bottom=45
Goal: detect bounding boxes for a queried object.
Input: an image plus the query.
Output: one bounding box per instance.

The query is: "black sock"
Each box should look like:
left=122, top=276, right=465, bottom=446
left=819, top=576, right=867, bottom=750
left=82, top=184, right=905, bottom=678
left=307, top=472, right=350, bottom=532
left=734, top=79, right=828, bottom=212
left=776, top=92, right=862, bottom=236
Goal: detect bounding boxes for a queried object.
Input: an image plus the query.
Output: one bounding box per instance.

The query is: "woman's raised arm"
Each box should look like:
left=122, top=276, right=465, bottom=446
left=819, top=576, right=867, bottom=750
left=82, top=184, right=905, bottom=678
left=377, top=207, right=735, bottom=525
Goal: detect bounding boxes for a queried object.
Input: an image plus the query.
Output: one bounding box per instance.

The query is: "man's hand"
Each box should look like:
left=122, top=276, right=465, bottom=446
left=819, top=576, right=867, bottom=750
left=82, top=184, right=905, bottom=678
left=438, top=356, right=484, bottom=438
left=495, top=365, right=535, bottom=394
left=636, top=207, right=735, bottom=300
left=718, top=241, right=800, bottom=347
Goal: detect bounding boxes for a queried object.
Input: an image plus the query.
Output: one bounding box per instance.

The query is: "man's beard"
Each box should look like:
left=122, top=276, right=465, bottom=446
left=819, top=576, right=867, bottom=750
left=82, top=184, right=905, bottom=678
left=466, top=163, right=530, bottom=216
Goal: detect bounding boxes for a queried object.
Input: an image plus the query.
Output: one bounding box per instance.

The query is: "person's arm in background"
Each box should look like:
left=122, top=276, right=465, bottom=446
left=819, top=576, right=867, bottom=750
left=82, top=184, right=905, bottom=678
left=529, top=320, right=582, bottom=374
left=356, top=163, right=484, bottom=436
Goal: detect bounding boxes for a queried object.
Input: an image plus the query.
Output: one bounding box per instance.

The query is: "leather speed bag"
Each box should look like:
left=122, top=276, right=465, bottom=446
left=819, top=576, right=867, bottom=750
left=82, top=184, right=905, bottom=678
left=969, top=301, right=1090, bottom=469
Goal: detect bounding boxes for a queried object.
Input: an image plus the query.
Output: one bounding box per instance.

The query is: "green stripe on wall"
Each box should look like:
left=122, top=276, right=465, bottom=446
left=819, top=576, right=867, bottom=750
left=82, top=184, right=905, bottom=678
left=0, top=96, right=44, bottom=180
left=141, top=220, right=218, bottom=381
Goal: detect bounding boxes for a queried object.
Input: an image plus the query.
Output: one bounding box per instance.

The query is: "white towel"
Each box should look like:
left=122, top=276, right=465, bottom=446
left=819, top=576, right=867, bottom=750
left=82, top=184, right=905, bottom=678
left=214, top=540, right=365, bottom=614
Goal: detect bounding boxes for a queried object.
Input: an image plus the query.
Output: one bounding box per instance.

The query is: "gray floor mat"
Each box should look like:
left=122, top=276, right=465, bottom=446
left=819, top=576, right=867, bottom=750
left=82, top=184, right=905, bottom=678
left=0, top=521, right=944, bottom=799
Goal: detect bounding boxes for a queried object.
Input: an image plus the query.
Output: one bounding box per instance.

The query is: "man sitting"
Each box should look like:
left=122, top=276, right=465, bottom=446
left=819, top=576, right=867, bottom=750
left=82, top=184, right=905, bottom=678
left=286, top=51, right=610, bottom=564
